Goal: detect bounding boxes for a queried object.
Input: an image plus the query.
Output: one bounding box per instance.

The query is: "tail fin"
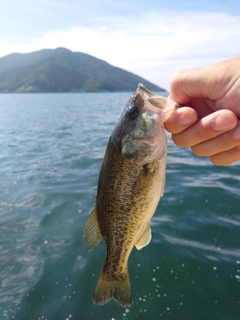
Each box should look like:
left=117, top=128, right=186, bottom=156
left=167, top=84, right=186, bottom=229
left=93, top=270, right=132, bottom=307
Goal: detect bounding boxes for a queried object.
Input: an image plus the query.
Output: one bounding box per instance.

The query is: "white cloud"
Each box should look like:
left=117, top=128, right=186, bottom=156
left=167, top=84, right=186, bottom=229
left=0, top=11, right=240, bottom=90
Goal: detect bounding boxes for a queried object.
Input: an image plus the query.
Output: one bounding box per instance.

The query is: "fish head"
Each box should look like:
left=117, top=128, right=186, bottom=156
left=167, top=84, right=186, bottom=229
left=113, top=84, right=178, bottom=166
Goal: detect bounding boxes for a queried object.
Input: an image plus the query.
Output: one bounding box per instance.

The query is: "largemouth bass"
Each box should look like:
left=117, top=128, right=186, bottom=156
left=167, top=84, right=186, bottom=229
left=83, top=84, right=177, bottom=307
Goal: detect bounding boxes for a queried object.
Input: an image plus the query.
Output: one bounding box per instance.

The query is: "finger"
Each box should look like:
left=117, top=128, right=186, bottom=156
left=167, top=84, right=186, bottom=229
left=169, top=67, right=215, bottom=104
left=191, top=122, right=240, bottom=156
left=210, top=146, right=240, bottom=166
left=172, top=110, right=238, bottom=148
left=164, top=107, right=198, bottom=134
left=169, top=61, right=233, bottom=104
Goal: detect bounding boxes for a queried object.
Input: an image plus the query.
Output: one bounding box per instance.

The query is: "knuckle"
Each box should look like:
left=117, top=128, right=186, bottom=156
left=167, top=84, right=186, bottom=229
left=209, top=154, right=233, bottom=166
left=195, top=124, right=209, bottom=141
left=172, top=134, right=189, bottom=147
left=191, top=145, right=204, bottom=156
left=170, top=70, right=185, bottom=87
left=209, top=157, right=221, bottom=166
left=209, top=156, right=227, bottom=166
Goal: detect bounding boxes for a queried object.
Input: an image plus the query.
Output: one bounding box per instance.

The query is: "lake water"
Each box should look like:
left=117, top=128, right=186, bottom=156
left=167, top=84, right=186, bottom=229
left=0, top=92, right=239, bottom=320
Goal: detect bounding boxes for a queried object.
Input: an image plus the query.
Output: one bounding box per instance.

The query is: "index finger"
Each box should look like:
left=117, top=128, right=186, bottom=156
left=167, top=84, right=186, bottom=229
left=164, top=106, right=198, bottom=134
left=172, top=110, right=238, bottom=148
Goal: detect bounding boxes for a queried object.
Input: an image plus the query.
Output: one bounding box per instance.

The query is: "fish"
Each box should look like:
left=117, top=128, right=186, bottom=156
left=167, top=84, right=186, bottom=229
left=82, top=83, right=178, bottom=307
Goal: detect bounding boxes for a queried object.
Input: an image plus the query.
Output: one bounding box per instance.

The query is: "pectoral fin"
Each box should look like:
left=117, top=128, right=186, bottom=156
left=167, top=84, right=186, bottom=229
left=135, top=224, right=152, bottom=250
left=83, top=206, right=102, bottom=251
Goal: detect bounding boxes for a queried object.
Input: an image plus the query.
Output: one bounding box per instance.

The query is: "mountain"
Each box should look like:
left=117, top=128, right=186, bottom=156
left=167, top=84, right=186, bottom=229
left=0, top=48, right=166, bottom=93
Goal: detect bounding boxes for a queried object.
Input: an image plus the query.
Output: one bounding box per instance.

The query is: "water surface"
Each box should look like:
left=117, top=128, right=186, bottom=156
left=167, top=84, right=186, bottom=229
left=0, top=93, right=239, bottom=320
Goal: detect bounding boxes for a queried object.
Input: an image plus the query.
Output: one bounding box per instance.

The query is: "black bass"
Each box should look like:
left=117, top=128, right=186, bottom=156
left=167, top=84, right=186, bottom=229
left=83, top=84, right=177, bottom=307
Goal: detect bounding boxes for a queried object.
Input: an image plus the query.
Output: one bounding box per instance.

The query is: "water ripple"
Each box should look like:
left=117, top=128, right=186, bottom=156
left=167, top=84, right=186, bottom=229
left=0, top=93, right=239, bottom=320
left=162, top=233, right=240, bottom=260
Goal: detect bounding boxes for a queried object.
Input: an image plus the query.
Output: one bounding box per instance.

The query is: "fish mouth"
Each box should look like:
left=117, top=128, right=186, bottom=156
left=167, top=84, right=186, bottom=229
left=136, top=83, right=178, bottom=120
left=137, top=83, right=166, bottom=110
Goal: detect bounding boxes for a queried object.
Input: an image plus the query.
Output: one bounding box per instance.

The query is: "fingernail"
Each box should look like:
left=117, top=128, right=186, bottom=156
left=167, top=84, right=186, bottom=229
left=212, top=114, right=236, bottom=131
left=232, top=125, right=240, bottom=139
left=178, top=113, right=196, bottom=126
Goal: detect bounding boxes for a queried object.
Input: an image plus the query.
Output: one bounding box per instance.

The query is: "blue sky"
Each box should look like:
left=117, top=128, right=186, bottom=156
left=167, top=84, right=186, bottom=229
left=1, top=0, right=240, bottom=90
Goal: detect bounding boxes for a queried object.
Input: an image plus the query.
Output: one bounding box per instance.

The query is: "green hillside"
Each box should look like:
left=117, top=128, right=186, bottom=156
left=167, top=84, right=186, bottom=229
left=0, top=48, right=166, bottom=93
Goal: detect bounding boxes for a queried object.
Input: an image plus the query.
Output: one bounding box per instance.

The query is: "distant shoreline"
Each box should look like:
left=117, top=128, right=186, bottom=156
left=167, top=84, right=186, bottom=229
left=0, top=48, right=166, bottom=93
left=0, top=90, right=167, bottom=94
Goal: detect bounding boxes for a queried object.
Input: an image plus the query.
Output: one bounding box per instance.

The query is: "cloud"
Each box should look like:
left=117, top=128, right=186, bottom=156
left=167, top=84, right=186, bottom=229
left=0, top=10, right=240, bottom=90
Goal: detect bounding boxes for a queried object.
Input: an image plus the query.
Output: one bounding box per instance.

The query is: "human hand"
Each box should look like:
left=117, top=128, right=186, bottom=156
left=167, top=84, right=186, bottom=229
left=165, top=57, right=240, bottom=165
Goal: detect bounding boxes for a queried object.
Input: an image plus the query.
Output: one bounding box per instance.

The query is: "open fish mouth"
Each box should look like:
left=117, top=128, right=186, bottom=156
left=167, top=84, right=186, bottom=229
left=137, top=83, right=178, bottom=116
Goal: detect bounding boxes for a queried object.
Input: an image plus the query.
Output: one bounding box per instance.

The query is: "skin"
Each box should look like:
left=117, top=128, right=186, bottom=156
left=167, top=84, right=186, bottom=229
left=164, top=57, right=240, bottom=166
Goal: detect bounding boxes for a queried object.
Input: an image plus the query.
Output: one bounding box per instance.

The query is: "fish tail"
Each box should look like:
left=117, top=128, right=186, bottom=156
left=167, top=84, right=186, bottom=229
left=93, top=270, right=132, bottom=307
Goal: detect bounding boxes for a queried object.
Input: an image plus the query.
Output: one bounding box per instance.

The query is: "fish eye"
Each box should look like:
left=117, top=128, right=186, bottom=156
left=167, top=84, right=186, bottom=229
left=128, top=106, right=140, bottom=120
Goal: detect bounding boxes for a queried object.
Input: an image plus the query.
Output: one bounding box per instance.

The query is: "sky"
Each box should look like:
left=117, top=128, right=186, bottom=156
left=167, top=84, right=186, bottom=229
left=0, top=0, right=240, bottom=90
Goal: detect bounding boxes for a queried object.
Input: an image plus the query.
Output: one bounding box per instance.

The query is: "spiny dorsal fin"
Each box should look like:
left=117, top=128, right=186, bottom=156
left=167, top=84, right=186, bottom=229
left=135, top=224, right=152, bottom=250
left=82, top=206, right=102, bottom=251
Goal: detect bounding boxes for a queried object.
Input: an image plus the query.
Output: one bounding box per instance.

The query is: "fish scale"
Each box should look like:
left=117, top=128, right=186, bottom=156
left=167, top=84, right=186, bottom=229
left=83, top=84, right=177, bottom=307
